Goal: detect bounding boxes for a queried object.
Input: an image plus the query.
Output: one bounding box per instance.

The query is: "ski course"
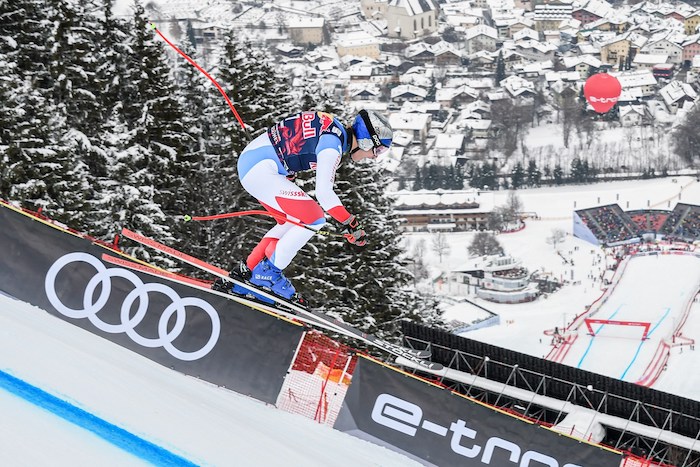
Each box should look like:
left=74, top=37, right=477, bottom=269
left=561, top=254, right=700, bottom=382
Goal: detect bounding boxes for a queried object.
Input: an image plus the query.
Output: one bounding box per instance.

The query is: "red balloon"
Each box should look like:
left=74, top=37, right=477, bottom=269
left=584, top=73, right=622, bottom=113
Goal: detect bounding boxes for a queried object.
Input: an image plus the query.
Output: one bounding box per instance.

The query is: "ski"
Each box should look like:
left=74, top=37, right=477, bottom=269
left=100, top=253, right=355, bottom=335
left=119, top=228, right=440, bottom=370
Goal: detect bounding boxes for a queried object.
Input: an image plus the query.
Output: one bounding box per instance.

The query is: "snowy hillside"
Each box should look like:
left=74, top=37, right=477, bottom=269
left=0, top=294, right=419, bottom=466
left=408, top=175, right=700, bottom=401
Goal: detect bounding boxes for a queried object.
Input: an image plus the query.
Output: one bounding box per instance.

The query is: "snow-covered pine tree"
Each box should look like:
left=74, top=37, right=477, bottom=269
left=0, top=0, right=91, bottom=223
left=100, top=2, right=187, bottom=264
left=169, top=34, right=216, bottom=264
left=0, top=49, right=25, bottom=198
left=0, top=0, right=47, bottom=200
left=42, top=0, right=108, bottom=231
left=127, top=5, right=191, bottom=217
left=83, top=0, right=132, bottom=239
left=46, top=0, right=104, bottom=137
left=0, top=0, right=46, bottom=76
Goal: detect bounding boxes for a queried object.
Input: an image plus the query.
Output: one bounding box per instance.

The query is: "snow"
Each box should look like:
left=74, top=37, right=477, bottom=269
left=2, top=160, right=700, bottom=466
left=408, top=175, right=700, bottom=401
left=562, top=254, right=700, bottom=383
left=0, top=295, right=420, bottom=466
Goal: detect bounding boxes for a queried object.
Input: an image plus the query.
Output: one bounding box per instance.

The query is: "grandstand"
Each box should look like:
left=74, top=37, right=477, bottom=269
left=627, top=209, right=669, bottom=233
left=659, top=203, right=700, bottom=242
left=574, top=203, right=700, bottom=246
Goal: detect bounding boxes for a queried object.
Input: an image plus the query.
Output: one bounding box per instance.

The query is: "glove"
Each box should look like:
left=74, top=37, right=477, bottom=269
left=342, top=215, right=367, bottom=246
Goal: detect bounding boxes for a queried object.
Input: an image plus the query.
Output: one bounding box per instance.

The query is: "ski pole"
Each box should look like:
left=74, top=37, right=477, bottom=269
left=182, top=210, right=346, bottom=238
left=149, top=23, right=251, bottom=140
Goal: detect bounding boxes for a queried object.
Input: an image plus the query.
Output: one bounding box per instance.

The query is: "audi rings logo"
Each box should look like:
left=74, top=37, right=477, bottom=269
left=45, top=252, right=221, bottom=361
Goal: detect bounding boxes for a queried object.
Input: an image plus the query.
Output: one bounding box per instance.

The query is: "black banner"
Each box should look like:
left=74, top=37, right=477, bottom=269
left=335, top=358, right=622, bottom=467
left=0, top=204, right=304, bottom=405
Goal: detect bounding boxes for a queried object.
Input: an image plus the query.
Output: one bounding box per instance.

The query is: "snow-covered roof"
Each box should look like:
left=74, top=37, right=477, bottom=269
left=392, top=189, right=493, bottom=210
left=431, top=41, right=461, bottom=57
left=486, top=90, right=509, bottom=101
left=646, top=29, right=686, bottom=47
left=388, top=0, right=437, bottom=15
left=316, top=60, right=340, bottom=71
left=401, top=101, right=442, bottom=113
left=388, top=112, right=431, bottom=131
left=348, top=84, right=381, bottom=97
left=659, top=80, right=698, bottom=105
left=533, top=2, right=574, bottom=21
left=500, top=75, right=536, bottom=96
left=513, top=27, right=539, bottom=42
left=575, top=41, right=601, bottom=55
left=575, top=0, right=612, bottom=17
left=434, top=134, right=465, bottom=149
left=287, top=17, right=325, bottom=29
left=276, top=43, right=304, bottom=54
left=610, top=69, right=658, bottom=88
left=391, top=84, right=428, bottom=99
left=633, top=53, right=669, bottom=65
left=682, top=33, right=700, bottom=47
left=457, top=254, right=522, bottom=273
left=435, top=85, right=479, bottom=102
left=545, top=70, right=582, bottom=83
left=441, top=1, right=482, bottom=16
left=619, top=104, right=645, bottom=117
left=515, top=60, right=554, bottom=75
left=562, top=54, right=603, bottom=69
left=390, top=130, right=414, bottom=146
left=347, top=65, right=374, bottom=77
left=465, top=119, right=492, bottom=130
left=465, top=24, right=498, bottom=41
left=444, top=14, right=481, bottom=28
left=404, top=41, right=461, bottom=59
left=515, top=39, right=558, bottom=54
left=335, top=31, right=379, bottom=48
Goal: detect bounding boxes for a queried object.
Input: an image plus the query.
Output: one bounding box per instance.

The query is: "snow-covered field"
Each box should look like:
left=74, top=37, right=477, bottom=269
left=409, top=176, right=700, bottom=400
left=1, top=176, right=699, bottom=465
left=563, top=254, right=700, bottom=382
left=0, top=294, right=419, bottom=467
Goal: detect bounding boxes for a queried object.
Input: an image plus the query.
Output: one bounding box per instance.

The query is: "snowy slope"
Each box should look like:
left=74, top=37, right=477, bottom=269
left=412, top=176, right=700, bottom=400
left=0, top=294, right=420, bottom=467
left=562, top=254, right=700, bottom=382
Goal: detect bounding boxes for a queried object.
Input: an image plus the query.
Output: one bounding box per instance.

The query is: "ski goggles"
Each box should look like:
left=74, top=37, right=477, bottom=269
left=356, top=137, right=391, bottom=157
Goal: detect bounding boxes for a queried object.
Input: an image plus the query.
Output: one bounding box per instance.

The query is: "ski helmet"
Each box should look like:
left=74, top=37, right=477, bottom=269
left=352, top=110, right=393, bottom=156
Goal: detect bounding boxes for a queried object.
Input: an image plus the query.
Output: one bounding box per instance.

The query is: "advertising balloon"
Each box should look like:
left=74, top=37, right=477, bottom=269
left=584, top=73, right=622, bottom=113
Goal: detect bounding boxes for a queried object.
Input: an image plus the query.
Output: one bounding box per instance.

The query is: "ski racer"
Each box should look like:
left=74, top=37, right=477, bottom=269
left=224, top=110, right=393, bottom=304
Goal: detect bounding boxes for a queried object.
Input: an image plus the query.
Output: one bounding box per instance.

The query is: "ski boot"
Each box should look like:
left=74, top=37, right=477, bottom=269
left=249, top=258, right=309, bottom=308
left=210, top=262, right=275, bottom=305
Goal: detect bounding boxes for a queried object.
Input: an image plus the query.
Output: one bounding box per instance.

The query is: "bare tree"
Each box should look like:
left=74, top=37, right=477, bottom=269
left=487, top=207, right=506, bottom=231
left=506, top=190, right=523, bottom=217
left=409, top=239, right=429, bottom=282
left=468, top=232, right=504, bottom=257
left=546, top=228, right=566, bottom=250
left=431, top=232, right=451, bottom=263
left=624, top=126, right=636, bottom=151
left=672, top=104, right=700, bottom=166
left=574, top=111, right=595, bottom=149
left=561, top=95, right=579, bottom=149
left=490, top=99, right=533, bottom=157
left=413, top=238, right=426, bottom=257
